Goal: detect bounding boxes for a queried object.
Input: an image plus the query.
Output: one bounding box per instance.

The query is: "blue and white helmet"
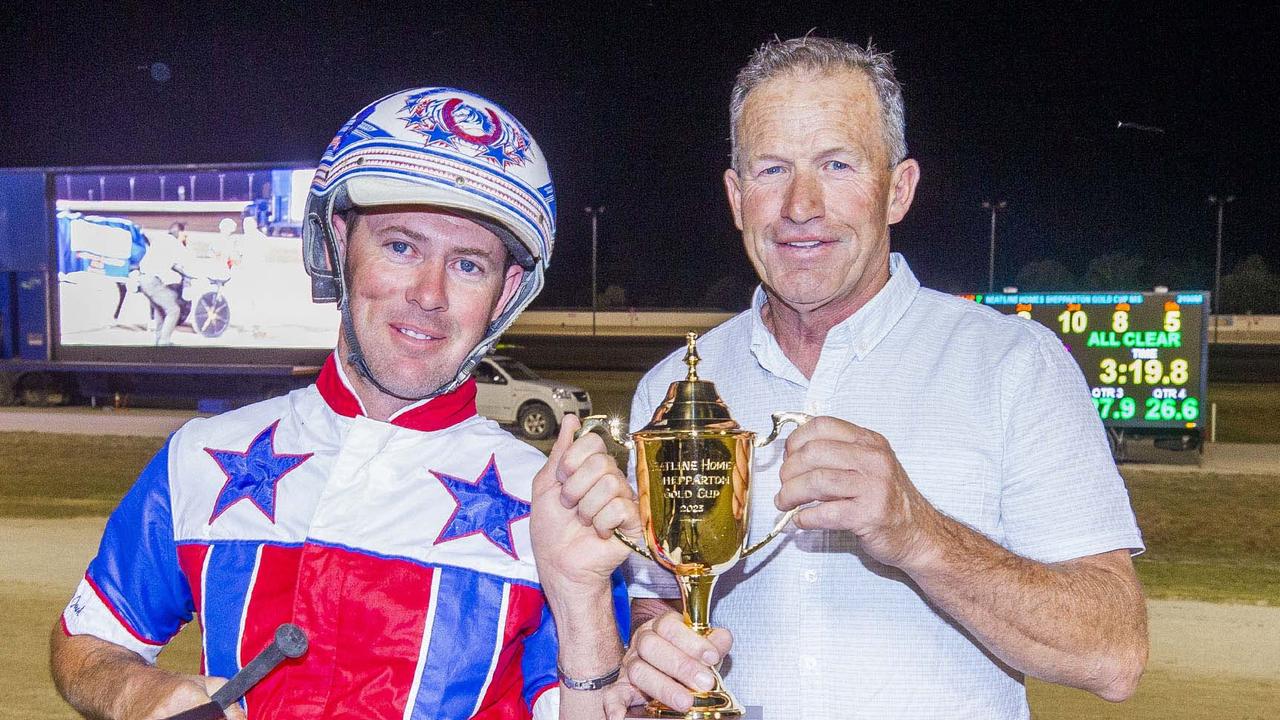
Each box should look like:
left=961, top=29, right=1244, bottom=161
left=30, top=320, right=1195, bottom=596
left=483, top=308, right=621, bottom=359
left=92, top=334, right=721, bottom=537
left=303, top=87, right=556, bottom=399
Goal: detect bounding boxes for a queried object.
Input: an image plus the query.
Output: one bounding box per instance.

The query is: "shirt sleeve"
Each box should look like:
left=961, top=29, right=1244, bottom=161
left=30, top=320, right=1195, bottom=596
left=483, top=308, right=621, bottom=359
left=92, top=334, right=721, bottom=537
left=622, top=371, right=682, bottom=599
left=524, top=570, right=631, bottom=718
left=61, top=437, right=195, bottom=662
left=998, top=330, right=1145, bottom=563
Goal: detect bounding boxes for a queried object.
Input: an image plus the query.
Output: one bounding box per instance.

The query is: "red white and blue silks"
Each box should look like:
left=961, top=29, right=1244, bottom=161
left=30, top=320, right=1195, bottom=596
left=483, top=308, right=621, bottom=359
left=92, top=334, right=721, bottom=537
left=62, top=355, right=628, bottom=719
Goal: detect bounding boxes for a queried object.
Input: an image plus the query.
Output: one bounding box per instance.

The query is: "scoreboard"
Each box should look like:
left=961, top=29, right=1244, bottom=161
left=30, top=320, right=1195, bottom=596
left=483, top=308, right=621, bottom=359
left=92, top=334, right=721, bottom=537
left=966, top=291, right=1209, bottom=431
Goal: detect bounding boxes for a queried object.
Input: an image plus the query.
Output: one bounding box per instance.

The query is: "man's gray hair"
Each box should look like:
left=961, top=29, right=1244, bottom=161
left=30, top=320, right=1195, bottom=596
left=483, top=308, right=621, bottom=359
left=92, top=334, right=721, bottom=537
left=729, top=36, right=907, bottom=171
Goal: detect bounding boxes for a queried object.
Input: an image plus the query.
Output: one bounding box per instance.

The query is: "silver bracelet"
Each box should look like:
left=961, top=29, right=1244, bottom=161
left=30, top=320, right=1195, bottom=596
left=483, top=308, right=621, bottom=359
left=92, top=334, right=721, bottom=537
left=557, top=662, right=622, bottom=691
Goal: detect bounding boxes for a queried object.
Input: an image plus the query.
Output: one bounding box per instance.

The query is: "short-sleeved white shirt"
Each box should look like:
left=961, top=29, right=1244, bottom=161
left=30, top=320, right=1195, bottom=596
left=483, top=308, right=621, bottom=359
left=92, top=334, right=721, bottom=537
left=625, top=254, right=1143, bottom=719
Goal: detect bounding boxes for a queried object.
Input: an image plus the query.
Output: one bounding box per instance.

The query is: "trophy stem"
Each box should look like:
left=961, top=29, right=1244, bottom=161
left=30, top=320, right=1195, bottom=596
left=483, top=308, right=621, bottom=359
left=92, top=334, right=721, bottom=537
left=677, top=573, right=718, bottom=635
left=651, top=573, right=742, bottom=719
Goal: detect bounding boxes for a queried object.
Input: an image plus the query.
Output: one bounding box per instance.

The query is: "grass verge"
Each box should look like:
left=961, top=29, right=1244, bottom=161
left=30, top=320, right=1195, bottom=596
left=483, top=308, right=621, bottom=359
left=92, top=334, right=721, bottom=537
left=1208, top=382, right=1280, bottom=443
left=0, top=432, right=165, bottom=517
left=1131, top=466, right=1280, bottom=599
left=1123, top=470, right=1280, bottom=561
left=3, top=408, right=1279, bottom=606
left=1122, top=469, right=1280, bottom=605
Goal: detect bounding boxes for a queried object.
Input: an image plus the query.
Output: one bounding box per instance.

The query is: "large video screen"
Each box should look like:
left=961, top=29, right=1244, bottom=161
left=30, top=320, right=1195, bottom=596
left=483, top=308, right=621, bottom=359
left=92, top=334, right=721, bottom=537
left=967, top=291, right=1208, bottom=430
left=54, top=167, right=339, bottom=350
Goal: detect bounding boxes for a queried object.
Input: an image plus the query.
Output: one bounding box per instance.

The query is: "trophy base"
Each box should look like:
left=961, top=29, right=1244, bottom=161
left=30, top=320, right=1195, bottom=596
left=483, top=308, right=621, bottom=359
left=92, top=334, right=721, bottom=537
left=625, top=704, right=763, bottom=719
left=622, top=659, right=750, bottom=718
left=647, top=700, right=739, bottom=720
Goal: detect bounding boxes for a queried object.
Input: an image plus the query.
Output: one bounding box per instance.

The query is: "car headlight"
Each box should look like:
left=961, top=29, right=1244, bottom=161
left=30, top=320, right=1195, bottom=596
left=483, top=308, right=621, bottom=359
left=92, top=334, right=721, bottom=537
left=552, top=388, right=574, bottom=400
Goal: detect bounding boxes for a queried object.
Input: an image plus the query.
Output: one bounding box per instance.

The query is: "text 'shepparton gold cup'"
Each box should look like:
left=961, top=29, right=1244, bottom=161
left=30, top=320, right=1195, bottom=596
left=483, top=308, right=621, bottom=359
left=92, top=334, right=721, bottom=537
left=577, top=333, right=809, bottom=719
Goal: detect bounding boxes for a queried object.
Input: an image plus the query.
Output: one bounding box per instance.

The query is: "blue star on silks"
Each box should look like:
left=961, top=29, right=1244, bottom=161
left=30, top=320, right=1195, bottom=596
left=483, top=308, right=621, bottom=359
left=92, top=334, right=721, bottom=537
left=204, top=420, right=313, bottom=525
left=432, top=455, right=531, bottom=560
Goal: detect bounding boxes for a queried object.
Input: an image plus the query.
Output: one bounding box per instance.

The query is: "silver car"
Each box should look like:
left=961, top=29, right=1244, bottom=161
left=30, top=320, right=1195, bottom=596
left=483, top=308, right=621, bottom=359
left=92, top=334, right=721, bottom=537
left=473, top=356, right=592, bottom=440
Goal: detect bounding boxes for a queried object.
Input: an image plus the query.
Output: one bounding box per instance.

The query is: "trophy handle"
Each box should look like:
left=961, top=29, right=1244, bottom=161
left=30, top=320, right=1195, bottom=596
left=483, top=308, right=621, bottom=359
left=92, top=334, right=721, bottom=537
left=573, top=415, right=653, bottom=560
left=742, top=508, right=797, bottom=558
left=743, top=411, right=813, bottom=558
left=754, top=411, right=813, bottom=448
left=574, top=414, right=634, bottom=451
left=612, top=529, right=654, bottom=560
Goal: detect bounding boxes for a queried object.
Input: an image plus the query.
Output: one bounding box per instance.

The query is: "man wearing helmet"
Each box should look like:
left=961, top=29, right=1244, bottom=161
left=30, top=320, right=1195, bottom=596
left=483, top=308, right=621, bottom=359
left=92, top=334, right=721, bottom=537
left=50, top=88, right=639, bottom=720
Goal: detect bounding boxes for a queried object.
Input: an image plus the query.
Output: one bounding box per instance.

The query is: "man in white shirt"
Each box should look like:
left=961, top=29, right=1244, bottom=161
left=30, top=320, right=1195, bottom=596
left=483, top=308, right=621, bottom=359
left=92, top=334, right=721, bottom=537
left=137, top=223, right=192, bottom=345
left=614, top=37, right=1148, bottom=719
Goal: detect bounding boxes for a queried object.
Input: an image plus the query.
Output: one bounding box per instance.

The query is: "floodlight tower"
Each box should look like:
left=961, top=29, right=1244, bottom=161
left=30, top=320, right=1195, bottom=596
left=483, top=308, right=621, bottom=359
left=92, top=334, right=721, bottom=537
left=981, top=200, right=1008, bottom=293
left=585, top=205, right=605, bottom=335
left=1208, top=194, right=1235, bottom=342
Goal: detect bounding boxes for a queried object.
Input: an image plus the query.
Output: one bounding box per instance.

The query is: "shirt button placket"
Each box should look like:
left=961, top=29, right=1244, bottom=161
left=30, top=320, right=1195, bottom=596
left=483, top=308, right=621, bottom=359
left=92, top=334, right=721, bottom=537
left=798, top=653, right=818, bottom=715
left=797, top=561, right=818, bottom=714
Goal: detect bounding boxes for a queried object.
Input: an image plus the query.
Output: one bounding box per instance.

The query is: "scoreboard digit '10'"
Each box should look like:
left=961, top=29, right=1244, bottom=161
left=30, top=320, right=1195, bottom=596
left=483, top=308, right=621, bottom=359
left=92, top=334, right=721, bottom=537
left=965, top=291, right=1209, bottom=430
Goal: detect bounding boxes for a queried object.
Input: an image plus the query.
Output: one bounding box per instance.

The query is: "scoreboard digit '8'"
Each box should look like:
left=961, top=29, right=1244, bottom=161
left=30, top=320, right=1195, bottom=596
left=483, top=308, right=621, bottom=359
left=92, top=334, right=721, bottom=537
left=965, top=291, right=1209, bottom=431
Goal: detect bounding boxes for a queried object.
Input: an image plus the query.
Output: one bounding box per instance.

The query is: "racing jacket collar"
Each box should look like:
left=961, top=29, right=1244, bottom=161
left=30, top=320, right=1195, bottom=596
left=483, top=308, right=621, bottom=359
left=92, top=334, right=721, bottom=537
left=317, top=354, right=478, bottom=432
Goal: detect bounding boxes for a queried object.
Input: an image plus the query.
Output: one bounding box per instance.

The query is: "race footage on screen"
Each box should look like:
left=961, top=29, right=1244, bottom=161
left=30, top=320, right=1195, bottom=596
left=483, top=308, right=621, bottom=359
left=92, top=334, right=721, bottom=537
left=54, top=167, right=339, bottom=349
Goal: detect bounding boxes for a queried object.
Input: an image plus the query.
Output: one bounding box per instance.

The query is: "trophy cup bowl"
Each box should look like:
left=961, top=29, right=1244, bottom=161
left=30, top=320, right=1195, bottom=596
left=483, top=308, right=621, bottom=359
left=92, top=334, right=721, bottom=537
left=577, top=333, right=809, bottom=719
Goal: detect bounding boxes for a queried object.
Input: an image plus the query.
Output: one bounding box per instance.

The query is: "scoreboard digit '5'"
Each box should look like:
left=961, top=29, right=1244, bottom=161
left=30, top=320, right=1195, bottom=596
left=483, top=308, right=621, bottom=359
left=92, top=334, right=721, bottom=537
left=966, top=291, right=1209, bottom=431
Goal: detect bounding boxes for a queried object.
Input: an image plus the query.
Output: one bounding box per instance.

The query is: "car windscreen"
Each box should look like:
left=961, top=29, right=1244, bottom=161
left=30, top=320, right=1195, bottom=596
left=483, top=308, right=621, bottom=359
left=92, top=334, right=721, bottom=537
left=493, top=358, right=540, bottom=381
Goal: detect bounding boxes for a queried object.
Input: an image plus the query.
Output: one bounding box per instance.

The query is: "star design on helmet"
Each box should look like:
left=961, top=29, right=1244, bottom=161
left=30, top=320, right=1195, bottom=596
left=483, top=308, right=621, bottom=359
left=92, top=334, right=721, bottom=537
left=482, top=142, right=513, bottom=166
left=419, top=122, right=455, bottom=147
left=432, top=455, right=531, bottom=560
left=205, top=421, right=313, bottom=524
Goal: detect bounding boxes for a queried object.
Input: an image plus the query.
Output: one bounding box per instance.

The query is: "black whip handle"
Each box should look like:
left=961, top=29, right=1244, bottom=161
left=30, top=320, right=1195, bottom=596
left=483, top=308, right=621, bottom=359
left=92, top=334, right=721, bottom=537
left=162, top=623, right=307, bottom=720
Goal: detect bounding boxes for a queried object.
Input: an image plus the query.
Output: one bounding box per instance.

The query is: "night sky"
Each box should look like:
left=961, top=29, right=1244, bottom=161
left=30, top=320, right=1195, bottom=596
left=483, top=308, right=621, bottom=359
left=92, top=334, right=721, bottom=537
left=3, top=2, right=1277, bottom=309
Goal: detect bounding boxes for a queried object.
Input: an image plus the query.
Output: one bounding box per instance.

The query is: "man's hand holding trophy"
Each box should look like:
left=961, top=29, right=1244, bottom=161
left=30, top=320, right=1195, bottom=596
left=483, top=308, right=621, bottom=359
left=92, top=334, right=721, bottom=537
left=577, top=333, right=808, bottom=719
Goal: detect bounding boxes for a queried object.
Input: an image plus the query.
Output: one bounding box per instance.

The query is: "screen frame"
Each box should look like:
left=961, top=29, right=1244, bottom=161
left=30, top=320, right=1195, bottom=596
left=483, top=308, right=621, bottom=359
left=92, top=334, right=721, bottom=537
left=46, top=162, right=334, bottom=367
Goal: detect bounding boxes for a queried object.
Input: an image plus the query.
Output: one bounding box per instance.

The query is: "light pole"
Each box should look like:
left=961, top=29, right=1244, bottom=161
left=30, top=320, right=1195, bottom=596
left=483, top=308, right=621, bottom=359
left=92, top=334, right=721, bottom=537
left=1208, top=194, right=1235, bottom=342
left=585, top=206, right=605, bottom=335
left=981, top=200, right=1007, bottom=293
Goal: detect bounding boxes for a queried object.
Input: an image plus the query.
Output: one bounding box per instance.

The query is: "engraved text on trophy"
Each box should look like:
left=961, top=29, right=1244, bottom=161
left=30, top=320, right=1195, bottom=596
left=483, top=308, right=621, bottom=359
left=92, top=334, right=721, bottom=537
left=636, top=434, right=752, bottom=576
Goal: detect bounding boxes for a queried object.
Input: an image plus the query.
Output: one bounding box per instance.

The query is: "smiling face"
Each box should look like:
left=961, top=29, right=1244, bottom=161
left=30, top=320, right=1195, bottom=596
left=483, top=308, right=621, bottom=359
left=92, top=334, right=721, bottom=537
left=724, top=67, right=919, bottom=318
left=333, top=207, right=523, bottom=416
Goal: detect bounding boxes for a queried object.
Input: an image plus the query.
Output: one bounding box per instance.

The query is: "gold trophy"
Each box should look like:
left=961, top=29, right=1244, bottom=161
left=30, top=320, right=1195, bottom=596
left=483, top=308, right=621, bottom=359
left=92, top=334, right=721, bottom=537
left=577, top=333, right=809, bottom=719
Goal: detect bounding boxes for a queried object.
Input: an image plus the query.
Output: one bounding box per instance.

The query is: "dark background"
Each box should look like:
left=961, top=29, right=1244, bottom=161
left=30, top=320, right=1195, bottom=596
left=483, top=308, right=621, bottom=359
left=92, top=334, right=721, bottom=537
left=3, top=2, right=1277, bottom=309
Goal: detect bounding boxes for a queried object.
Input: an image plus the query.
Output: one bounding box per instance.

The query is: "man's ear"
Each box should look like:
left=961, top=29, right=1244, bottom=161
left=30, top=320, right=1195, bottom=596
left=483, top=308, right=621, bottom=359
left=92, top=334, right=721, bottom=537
left=330, top=212, right=350, bottom=256
left=491, top=265, right=526, bottom=323
left=886, top=159, right=920, bottom=226
left=723, top=168, right=745, bottom=231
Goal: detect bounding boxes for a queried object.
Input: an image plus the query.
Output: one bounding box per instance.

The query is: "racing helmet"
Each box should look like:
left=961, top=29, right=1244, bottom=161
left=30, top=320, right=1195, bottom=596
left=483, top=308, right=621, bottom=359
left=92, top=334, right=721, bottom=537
left=303, top=87, right=556, bottom=399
